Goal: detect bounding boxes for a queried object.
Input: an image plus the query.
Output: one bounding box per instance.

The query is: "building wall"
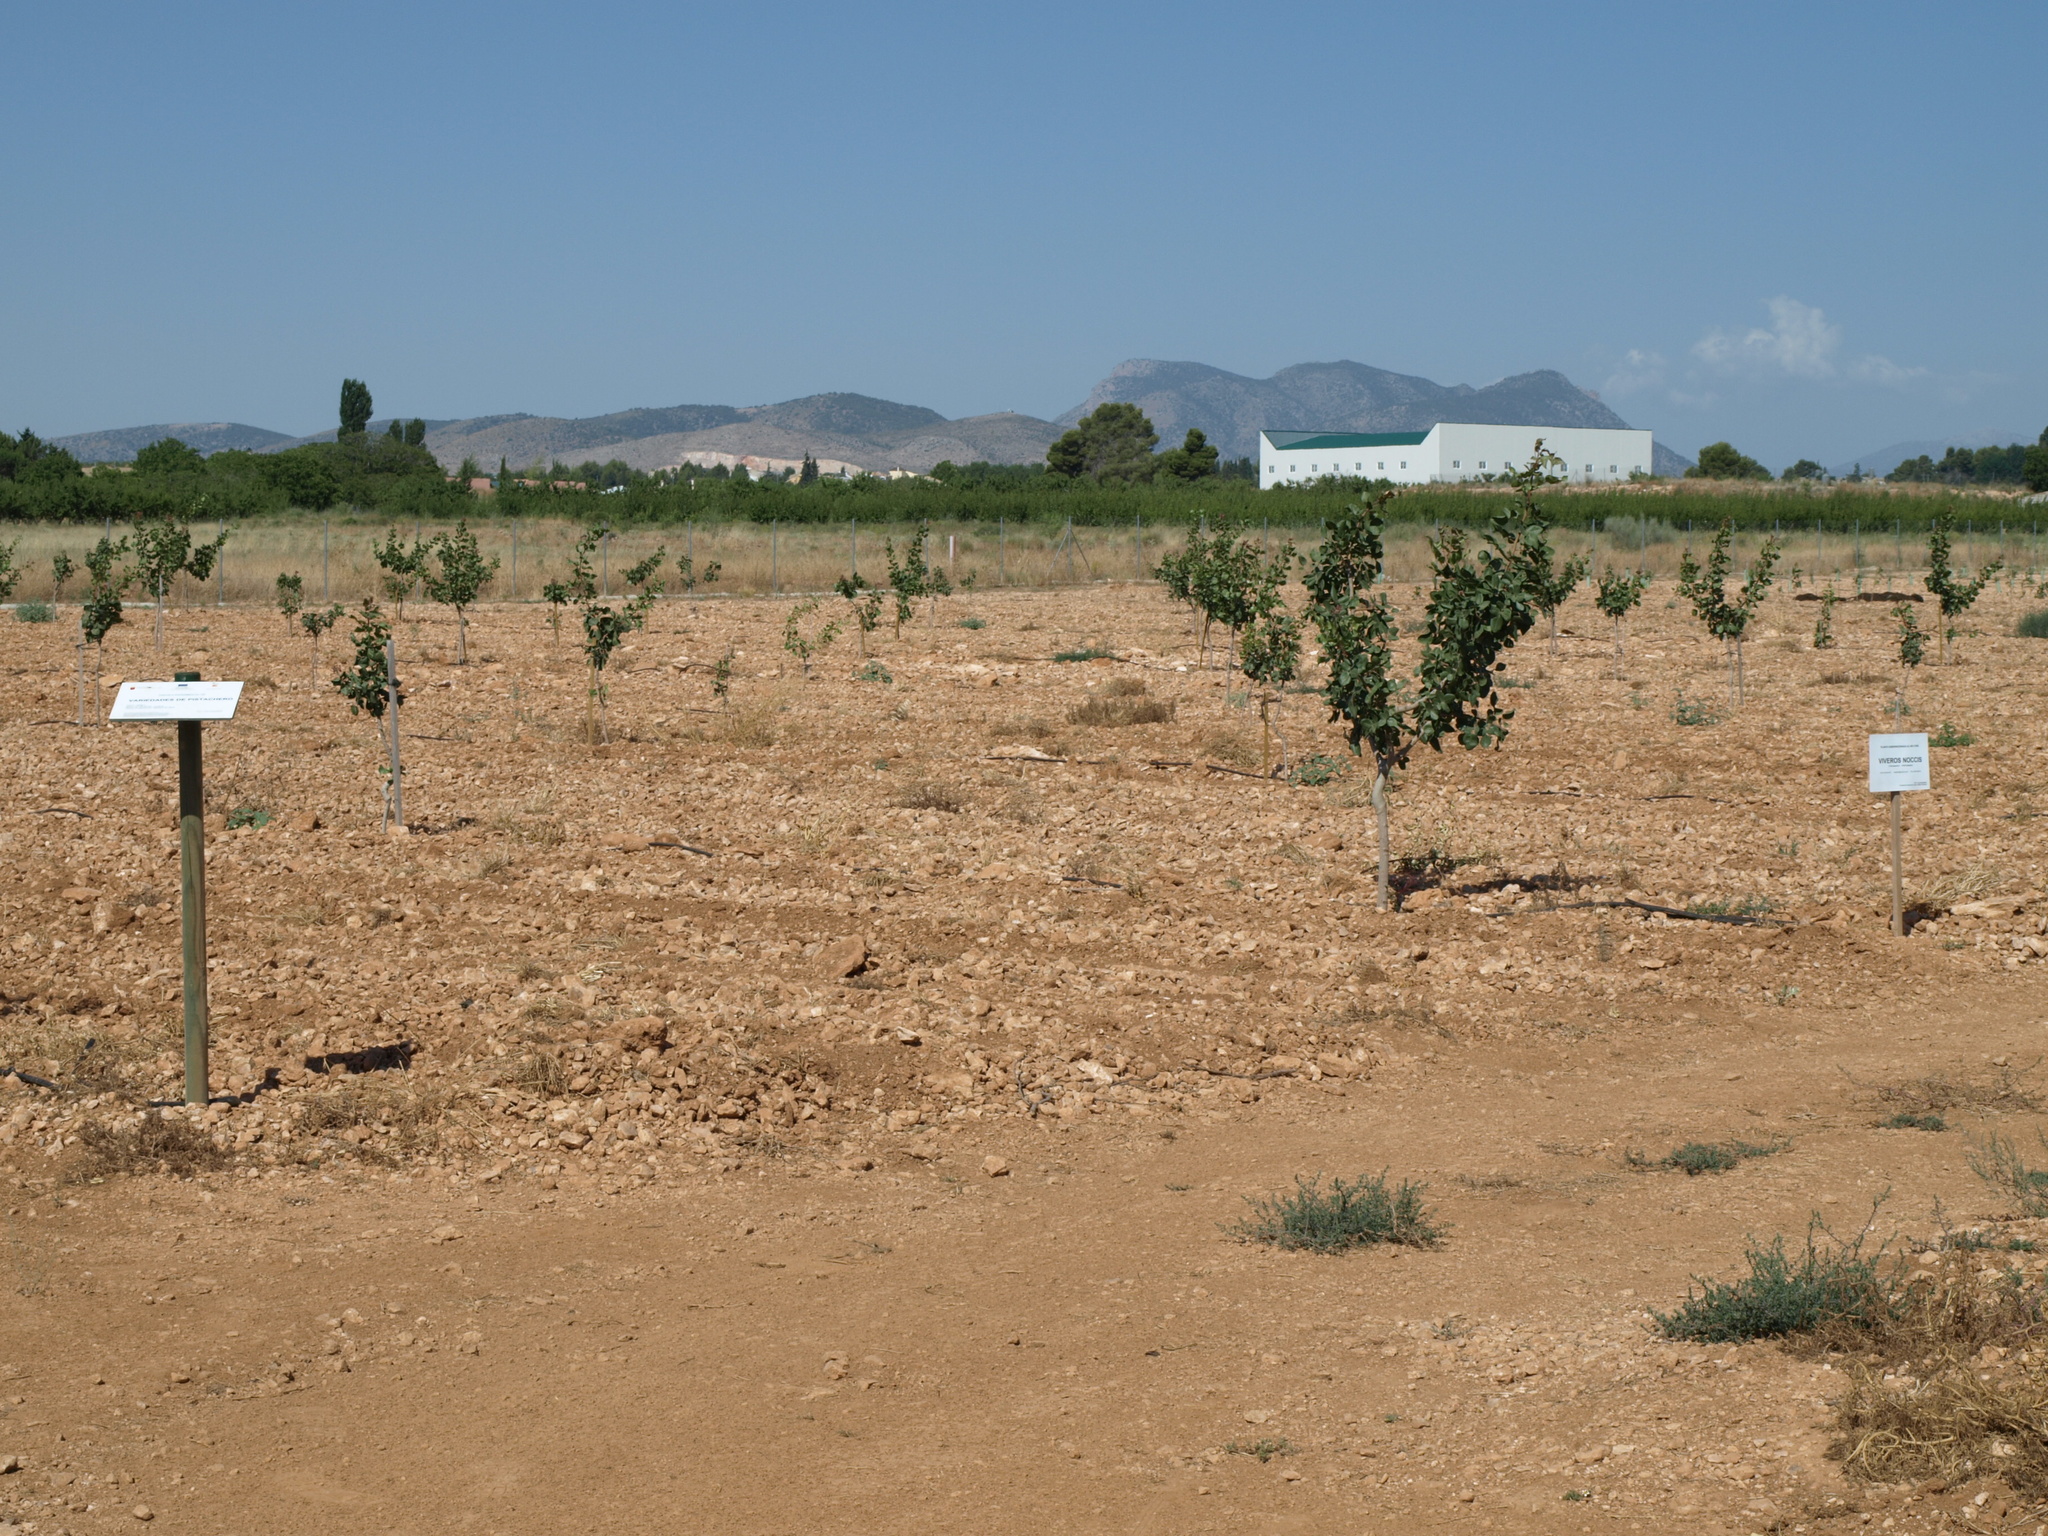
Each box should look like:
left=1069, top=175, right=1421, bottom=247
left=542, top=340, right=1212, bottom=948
left=1259, top=425, right=1653, bottom=487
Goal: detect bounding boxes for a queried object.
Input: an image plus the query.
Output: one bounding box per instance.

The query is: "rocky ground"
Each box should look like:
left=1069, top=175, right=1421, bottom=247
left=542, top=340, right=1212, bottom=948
left=0, top=572, right=2045, bottom=1534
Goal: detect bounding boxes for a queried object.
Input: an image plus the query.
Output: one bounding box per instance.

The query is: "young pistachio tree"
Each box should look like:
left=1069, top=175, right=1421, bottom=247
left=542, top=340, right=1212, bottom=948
left=1893, top=602, right=1926, bottom=714
left=1593, top=566, right=1649, bottom=680
left=676, top=552, right=721, bottom=598
left=1194, top=530, right=1276, bottom=696
left=1528, top=547, right=1591, bottom=655
left=541, top=578, right=572, bottom=650
left=1924, top=506, right=2002, bottom=664
left=1306, top=451, right=1558, bottom=911
left=574, top=531, right=659, bottom=744
left=49, top=551, right=75, bottom=607
left=781, top=597, right=842, bottom=677
left=1812, top=584, right=1840, bottom=650
left=275, top=572, right=304, bottom=637
left=374, top=527, right=429, bottom=619
left=884, top=522, right=950, bottom=632
left=300, top=602, right=345, bottom=684
left=0, top=539, right=24, bottom=604
left=834, top=572, right=884, bottom=657
left=80, top=535, right=131, bottom=724
left=130, top=510, right=227, bottom=649
left=1676, top=520, right=1782, bottom=706
left=331, top=598, right=403, bottom=826
left=423, top=518, right=501, bottom=665
left=1238, top=588, right=1303, bottom=776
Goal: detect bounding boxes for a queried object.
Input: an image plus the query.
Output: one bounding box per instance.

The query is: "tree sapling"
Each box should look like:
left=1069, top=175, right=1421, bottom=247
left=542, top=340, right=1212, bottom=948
left=0, top=539, right=24, bottom=605
left=275, top=572, right=304, bottom=636
left=375, top=527, right=430, bottom=620
left=1893, top=602, right=1925, bottom=715
left=130, top=509, right=227, bottom=649
left=79, top=535, right=130, bottom=724
left=1812, top=584, right=1839, bottom=650
left=331, top=598, right=404, bottom=826
left=48, top=551, right=75, bottom=607
left=781, top=597, right=843, bottom=677
left=1677, top=520, right=1782, bottom=705
left=835, top=573, right=884, bottom=657
left=1924, top=506, right=2002, bottom=664
left=423, top=518, right=501, bottom=664
left=300, top=602, right=344, bottom=684
left=1528, top=546, right=1591, bottom=655
left=1593, top=565, right=1649, bottom=680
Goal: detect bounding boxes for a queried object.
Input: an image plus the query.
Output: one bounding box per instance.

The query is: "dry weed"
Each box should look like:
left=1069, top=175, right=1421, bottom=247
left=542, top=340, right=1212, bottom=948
left=723, top=702, right=779, bottom=749
left=989, top=716, right=1058, bottom=742
left=892, top=781, right=964, bottom=813
left=68, top=1115, right=228, bottom=1181
left=1093, top=676, right=1149, bottom=698
left=1068, top=696, right=1174, bottom=727
left=1203, top=729, right=1257, bottom=768
left=1915, top=863, right=2014, bottom=914
left=1869, top=1068, right=2042, bottom=1117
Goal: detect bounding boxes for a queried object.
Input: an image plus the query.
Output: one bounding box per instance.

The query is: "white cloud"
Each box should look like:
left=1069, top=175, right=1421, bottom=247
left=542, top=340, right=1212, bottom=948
left=1601, top=348, right=1666, bottom=397
left=1693, top=296, right=1841, bottom=378
left=1848, top=353, right=1926, bottom=387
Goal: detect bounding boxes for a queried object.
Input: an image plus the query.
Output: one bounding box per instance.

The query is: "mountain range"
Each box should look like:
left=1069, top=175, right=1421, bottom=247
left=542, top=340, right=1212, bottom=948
left=50, top=360, right=1696, bottom=475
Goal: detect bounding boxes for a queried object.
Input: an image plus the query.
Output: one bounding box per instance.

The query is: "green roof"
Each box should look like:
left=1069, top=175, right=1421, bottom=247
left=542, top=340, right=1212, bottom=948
left=1263, top=430, right=1430, bottom=452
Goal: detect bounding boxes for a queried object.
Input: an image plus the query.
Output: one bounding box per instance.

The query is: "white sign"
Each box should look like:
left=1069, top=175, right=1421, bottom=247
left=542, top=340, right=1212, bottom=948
left=108, top=680, right=244, bottom=722
left=1868, top=733, right=1930, bottom=793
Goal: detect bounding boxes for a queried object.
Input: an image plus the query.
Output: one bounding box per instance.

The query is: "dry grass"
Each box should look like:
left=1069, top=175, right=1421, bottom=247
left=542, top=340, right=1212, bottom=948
left=1093, top=676, right=1150, bottom=698
left=1203, top=728, right=1258, bottom=768
left=68, top=1115, right=228, bottom=1181
left=1068, top=696, right=1175, bottom=728
left=1869, top=1068, right=2042, bottom=1117
left=989, top=715, right=1059, bottom=742
left=503, top=1049, right=568, bottom=1097
left=1915, top=863, right=2014, bottom=914
left=722, top=702, right=779, bottom=750
left=892, top=780, right=964, bottom=813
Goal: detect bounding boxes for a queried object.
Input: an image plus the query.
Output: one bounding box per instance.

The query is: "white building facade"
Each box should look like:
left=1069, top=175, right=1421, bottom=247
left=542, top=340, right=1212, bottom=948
left=1259, top=423, right=1653, bottom=488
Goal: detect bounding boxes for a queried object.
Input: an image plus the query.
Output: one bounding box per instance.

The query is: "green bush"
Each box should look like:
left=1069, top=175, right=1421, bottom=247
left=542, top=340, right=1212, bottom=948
left=1633, top=1138, right=1786, bottom=1175
left=1969, top=1131, right=2048, bottom=1217
left=1288, top=753, right=1344, bottom=786
left=1653, top=1221, right=1892, bottom=1342
left=1880, top=1112, right=1946, bottom=1132
left=957, top=616, right=986, bottom=629
left=853, top=661, right=892, bottom=683
left=1670, top=689, right=1720, bottom=727
left=14, top=601, right=53, bottom=622
left=2016, top=609, right=2048, bottom=639
left=1052, top=645, right=1115, bottom=662
left=1226, top=1171, right=1442, bottom=1253
left=1930, top=721, right=1975, bottom=748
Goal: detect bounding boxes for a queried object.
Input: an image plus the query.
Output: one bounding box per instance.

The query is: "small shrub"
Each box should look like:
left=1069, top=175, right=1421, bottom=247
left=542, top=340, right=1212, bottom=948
left=957, top=616, right=987, bottom=629
left=226, top=805, right=271, bottom=830
left=1202, top=729, right=1257, bottom=768
left=1095, top=675, right=1148, bottom=698
left=1670, top=690, right=1720, bottom=727
left=853, top=660, right=892, bottom=683
left=1690, top=895, right=1775, bottom=917
left=1052, top=644, right=1115, bottom=662
left=1638, top=1138, right=1787, bottom=1176
left=893, top=780, right=964, bottom=813
left=1289, top=753, right=1344, bottom=787
left=1226, top=1171, right=1442, bottom=1253
left=1880, top=1112, right=1947, bottom=1131
left=15, top=601, right=53, bottom=623
left=2017, top=608, right=2048, bottom=639
left=1067, top=696, right=1175, bottom=727
left=70, top=1114, right=229, bottom=1180
left=1969, top=1131, right=2048, bottom=1217
left=1223, top=1437, right=1295, bottom=1462
left=1931, top=721, right=1975, bottom=748
left=1652, top=1220, right=1892, bottom=1342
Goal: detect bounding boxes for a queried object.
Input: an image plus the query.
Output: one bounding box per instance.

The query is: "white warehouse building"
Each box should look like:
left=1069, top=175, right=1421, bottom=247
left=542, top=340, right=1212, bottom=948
left=1259, top=423, right=1653, bottom=488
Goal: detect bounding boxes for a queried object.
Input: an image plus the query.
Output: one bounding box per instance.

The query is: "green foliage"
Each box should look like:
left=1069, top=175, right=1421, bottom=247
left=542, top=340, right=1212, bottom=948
left=1782, top=458, right=1828, bottom=481
left=374, top=527, right=429, bottom=617
left=1226, top=1171, right=1443, bottom=1253
left=1052, top=645, right=1115, bottom=662
left=48, top=551, right=74, bottom=602
left=853, top=660, right=892, bottom=683
left=129, top=509, right=227, bottom=647
left=225, top=805, right=271, bottom=830
left=331, top=599, right=394, bottom=720
left=133, top=437, right=207, bottom=476
left=572, top=530, right=657, bottom=740
left=1155, top=427, right=1220, bottom=483
left=1967, top=1132, right=2048, bottom=1217
left=422, top=519, right=500, bottom=663
left=339, top=378, right=374, bottom=438
left=2026, top=443, right=2048, bottom=494
left=1670, top=689, right=1719, bottom=727
left=711, top=644, right=735, bottom=705
left=15, top=601, right=53, bottom=623
left=79, top=535, right=129, bottom=648
left=1813, top=584, right=1839, bottom=649
left=1923, top=508, right=2001, bottom=664
left=1930, top=721, right=1975, bottom=748
left=540, top=579, right=572, bottom=647
left=0, top=537, right=21, bottom=604
left=1880, top=1112, right=1946, bottom=1131
left=1528, top=547, right=1590, bottom=623
left=1891, top=438, right=2040, bottom=486
left=1288, top=753, right=1344, bottom=787
left=1895, top=603, right=1926, bottom=674
left=275, top=571, right=304, bottom=632
left=957, top=615, right=986, bottom=629
left=1652, top=1219, right=1893, bottom=1342
left=1046, top=402, right=1160, bottom=483
left=0, top=427, right=83, bottom=488
left=1686, top=441, right=1772, bottom=480
left=1652, top=1139, right=1787, bottom=1175
left=2013, top=608, right=2048, bottom=638
left=1594, top=567, right=1649, bottom=620
left=621, top=546, right=667, bottom=593
left=834, top=572, right=885, bottom=653
left=675, top=551, right=721, bottom=593
left=780, top=597, right=842, bottom=677
left=1676, top=519, right=1780, bottom=702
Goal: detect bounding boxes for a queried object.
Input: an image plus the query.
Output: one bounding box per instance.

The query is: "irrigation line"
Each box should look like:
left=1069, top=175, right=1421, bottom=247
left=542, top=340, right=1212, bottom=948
left=1473, top=897, right=1791, bottom=927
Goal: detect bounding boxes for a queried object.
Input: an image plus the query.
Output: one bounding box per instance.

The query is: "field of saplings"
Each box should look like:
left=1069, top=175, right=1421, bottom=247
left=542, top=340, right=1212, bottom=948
left=1, top=480, right=2046, bottom=1535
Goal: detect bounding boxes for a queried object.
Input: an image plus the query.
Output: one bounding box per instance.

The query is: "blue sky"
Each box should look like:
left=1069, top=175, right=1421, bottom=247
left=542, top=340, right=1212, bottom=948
left=4, top=0, right=2043, bottom=469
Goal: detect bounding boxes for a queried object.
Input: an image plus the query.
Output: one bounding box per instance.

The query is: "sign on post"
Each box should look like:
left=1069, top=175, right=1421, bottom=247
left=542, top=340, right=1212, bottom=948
left=109, top=675, right=242, bottom=1104
left=1869, top=733, right=1930, bottom=938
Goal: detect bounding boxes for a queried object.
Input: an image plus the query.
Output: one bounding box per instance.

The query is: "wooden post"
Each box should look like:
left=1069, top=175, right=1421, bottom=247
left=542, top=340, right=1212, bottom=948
left=998, top=517, right=1005, bottom=585
left=216, top=513, right=225, bottom=606
left=175, top=671, right=210, bottom=1104
left=384, top=640, right=404, bottom=833
left=1890, top=790, right=1904, bottom=937
left=1134, top=512, right=1141, bottom=580
left=772, top=520, right=779, bottom=594
left=322, top=516, right=329, bottom=601
left=511, top=522, right=518, bottom=599
left=850, top=517, right=857, bottom=580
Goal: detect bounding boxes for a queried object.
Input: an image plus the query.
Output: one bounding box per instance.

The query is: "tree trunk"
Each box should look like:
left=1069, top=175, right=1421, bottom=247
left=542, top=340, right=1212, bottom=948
left=586, top=665, right=599, bottom=745
left=456, top=609, right=467, bottom=666
left=1259, top=697, right=1270, bottom=775
left=1372, top=765, right=1392, bottom=912
left=156, top=578, right=166, bottom=651
left=1735, top=638, right=1745, bottom=706
left=1613, top=616, right=1624, bottom=681
left=1548, top=608, right=1558, bottom=656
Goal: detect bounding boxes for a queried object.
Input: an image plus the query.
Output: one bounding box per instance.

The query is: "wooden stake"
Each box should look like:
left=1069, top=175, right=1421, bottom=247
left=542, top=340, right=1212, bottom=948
left=174, top=670, right=210, bottom=1104
left=1890, top=789, right=1904, bottom=937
